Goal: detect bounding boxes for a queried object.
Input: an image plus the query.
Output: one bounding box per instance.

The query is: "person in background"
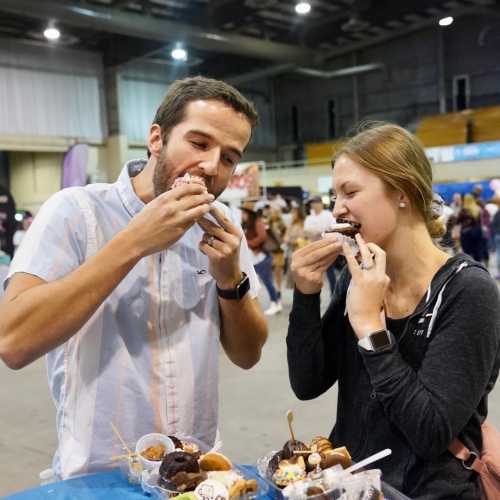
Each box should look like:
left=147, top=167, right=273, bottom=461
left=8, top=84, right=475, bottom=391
left=13, top=211, right=33, bottom=253
left=241, top=207, right=281, bottom=316
left=457, top=194, right=484, bottom=263
left=287, top=122, right=499, bottom=499
left=283, top=206, right=309, bottom=289
left=0, top=76, right=268, bottom=479
left=0, top=185, right=16, bottom=259
left=491, top=196, right=500, bottom=280
left=450, top=192, right=462, bottom=215
left=267, top=207, right=287, bottom=307
left=304, top=197, right=336, bottom=293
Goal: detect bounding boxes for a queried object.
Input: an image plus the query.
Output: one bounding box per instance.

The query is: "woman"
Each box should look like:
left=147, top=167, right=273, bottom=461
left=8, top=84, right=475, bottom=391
left=267, top=208, right=287, bottom=303
left=241, top=207, right=281, bottom=316
left=287, top=123, right=500, bottom=499
left=457, top=194, right=483, bottom=262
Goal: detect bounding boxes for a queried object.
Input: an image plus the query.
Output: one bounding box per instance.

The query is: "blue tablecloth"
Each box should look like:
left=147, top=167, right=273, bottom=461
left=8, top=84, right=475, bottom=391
left=4, top=466, right=273, bottom=500
left=5, top=465, right=409, bottom=500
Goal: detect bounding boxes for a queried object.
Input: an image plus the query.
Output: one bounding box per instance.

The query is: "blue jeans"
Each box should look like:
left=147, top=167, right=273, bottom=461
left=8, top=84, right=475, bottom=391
left=495, top=234, right=500, bottom=275
left=326, top=264, right=336, bottom=294
left=255, top=254, right=279, bottom=302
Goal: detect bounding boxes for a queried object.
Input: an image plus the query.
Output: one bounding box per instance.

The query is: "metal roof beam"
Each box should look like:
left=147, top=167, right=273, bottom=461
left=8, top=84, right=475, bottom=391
left=0, top=0, right=320, bottom=65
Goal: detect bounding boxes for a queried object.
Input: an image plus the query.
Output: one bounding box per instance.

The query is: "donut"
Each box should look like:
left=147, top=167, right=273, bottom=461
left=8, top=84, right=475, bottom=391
left=320, top=446, right=352, bottom=470
left=171, top=173, right=207, bottom=191
left=198, top=452, right=233, bottom=471
left=159, top=451, right=200, bottom=484
left=310, top=436, right=333, bottom=455
left=168, top=435, right=183, bottom=450
left=282, top=440, right=309, bottom=460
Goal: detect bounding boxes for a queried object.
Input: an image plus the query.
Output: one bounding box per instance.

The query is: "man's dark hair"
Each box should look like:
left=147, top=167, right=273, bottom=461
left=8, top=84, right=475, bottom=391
left=148, top=76, right=258, bottom=158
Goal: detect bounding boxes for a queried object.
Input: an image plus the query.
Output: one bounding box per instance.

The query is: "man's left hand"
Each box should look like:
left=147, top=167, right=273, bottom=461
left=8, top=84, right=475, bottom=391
left=198, top=207, right=243, bottom=289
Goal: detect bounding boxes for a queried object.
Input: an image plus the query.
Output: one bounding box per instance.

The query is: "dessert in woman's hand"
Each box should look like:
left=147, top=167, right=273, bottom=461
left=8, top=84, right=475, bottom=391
left=322, top=219, right=361, bottom=239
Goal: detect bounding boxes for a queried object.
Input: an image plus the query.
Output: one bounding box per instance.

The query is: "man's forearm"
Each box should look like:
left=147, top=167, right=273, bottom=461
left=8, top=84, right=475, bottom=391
left=219, top=296, right=268, bottom=369
left=0, top=231, right=143, bottom=369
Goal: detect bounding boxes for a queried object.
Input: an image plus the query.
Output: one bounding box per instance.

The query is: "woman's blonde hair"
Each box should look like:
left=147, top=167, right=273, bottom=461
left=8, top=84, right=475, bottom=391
left=462, top=194, right=481, bottom=219
left=333, top=121, right=446, bottom=239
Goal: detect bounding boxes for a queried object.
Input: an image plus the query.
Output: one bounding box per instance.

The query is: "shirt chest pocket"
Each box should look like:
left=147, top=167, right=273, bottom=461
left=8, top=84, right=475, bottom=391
left=165, top=245, right=214, bottom=310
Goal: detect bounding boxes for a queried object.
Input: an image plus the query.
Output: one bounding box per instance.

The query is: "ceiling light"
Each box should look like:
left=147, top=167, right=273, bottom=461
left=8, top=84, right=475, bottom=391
left=43, top=27, right=60, bottom=40
left=15, top=213, right=23, bottom=222
left=295, top=2, right=311, bottom=15
left=439, top=16, right=454, bottom=27
left=171, top=47, right=188, bottom=61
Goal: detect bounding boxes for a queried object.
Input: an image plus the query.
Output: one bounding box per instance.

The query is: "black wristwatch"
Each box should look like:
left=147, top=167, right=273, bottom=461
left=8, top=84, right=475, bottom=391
left=216, top=273, right=250, bottom=300
left=358, top=329, right=392, bottom=352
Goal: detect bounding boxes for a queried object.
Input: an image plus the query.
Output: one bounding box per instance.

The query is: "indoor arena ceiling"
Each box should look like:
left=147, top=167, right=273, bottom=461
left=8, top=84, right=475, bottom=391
left=0, top=0, right=500, bottom=79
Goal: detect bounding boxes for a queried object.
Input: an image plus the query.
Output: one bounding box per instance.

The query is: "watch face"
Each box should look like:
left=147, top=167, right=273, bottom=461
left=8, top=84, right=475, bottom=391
left=370, top=330, right=391, bottom=350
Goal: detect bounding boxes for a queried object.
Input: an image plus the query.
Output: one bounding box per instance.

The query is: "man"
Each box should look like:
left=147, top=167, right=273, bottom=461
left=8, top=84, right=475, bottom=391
left=0, top=77, right=268, bottom=478
left=304, top=197, right=336, bottom=293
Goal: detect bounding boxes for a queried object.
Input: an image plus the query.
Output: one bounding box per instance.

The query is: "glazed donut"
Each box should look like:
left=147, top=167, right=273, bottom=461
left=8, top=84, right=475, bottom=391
left=198, top=452, right=233, bottom=471
left=159, top=451, right=200, bottom=483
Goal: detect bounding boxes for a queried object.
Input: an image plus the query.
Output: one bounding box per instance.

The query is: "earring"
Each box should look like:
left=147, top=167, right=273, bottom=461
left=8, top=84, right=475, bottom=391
left=399, top=202, right=406, bottom=208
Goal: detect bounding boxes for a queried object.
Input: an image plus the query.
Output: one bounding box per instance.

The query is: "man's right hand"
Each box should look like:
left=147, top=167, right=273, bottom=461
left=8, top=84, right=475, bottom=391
left=125, top=183, right=215, bottom=257
left=290, top=236, right=343, bottom=294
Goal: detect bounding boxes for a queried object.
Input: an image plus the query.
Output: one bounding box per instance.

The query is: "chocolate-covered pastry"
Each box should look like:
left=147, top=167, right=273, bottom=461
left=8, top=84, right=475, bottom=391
left=159, top=451, right=200, bottom=487
left=282, top=439, right=309, bottom=460
left=323, top=219, right=361, bottom=238
left=168, top=435, right=183, bottom=450
left=170, top=471, right=207, bottom=492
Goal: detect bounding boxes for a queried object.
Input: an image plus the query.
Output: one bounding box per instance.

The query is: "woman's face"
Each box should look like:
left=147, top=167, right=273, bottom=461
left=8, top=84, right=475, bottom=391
left=332, top=154, right=402, bottom=247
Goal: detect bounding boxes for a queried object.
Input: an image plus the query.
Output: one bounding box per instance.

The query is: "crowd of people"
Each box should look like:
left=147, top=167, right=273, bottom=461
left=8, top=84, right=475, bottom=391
left=237, top=182, right=500, bottom=314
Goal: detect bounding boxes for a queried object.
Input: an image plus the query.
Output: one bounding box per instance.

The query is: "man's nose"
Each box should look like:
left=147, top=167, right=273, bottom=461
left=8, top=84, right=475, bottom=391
left=198, top=148, right=220, bottom=176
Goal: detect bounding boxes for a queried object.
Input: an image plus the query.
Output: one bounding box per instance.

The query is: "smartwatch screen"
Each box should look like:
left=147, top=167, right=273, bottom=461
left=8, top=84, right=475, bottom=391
left=370, top=330, right=391, bottom=350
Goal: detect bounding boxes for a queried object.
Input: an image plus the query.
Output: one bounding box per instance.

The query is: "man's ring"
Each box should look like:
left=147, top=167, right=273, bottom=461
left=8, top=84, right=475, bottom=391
left=360, top=261, right=374, bottom=270
left=207, top=235, right=215, bottom=247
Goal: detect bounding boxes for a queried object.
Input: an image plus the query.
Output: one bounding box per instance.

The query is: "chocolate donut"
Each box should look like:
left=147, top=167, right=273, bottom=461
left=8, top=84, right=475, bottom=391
left=168, top=435, right=183, bottom=450
left=282, top=439, right=309, bottom=460
left=159, top=451, right=200, bottom=487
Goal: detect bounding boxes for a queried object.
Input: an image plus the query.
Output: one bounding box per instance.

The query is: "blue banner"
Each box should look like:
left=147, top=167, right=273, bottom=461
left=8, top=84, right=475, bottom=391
left=426, top=140, right=500, bottom=163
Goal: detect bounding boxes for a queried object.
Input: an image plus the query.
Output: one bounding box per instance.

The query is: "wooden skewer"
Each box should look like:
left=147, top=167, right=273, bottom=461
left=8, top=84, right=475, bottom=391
left=111, top=452, right=138, bottom=462
left=110, top=421, right=133, bottom=456
left=286, top=410, right=296, bottom=445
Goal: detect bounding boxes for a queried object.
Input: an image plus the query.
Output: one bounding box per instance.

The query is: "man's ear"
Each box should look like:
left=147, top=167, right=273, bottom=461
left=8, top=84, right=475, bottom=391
left=148, top=124, right=163, bottom=158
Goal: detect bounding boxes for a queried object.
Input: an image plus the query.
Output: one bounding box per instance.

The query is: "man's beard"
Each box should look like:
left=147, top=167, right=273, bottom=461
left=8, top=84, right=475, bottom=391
left=152, top=148, right=221, bottom=199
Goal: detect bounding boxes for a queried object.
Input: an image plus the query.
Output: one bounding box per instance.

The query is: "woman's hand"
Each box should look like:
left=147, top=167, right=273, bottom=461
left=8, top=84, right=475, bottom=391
left=343, top=234, right=390, bottom=339
left=290, top=236, right=342, bottom=294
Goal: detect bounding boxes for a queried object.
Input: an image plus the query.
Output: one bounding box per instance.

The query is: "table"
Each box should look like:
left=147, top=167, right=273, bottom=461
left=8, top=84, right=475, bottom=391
left=5, top=466, right=410, bottom=500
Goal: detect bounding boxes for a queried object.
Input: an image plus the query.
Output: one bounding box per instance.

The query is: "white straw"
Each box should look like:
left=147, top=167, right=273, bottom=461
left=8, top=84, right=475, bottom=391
left=343, top=448, right=392, bottom=474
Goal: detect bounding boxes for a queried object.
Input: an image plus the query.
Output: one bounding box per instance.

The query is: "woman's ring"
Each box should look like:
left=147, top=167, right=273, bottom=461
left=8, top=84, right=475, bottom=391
left=360, top=261, right=374, bottom=270
left=207, top=235, right=215, bottom=247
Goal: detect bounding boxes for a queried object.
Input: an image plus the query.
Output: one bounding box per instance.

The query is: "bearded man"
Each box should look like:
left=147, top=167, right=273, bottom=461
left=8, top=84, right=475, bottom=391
left=0, top=76, right=268, bottom=478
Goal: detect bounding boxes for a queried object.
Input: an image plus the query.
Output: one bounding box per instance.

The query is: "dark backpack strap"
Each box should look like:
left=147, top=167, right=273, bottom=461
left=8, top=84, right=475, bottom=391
left=449, top=438, right=486, bottom=475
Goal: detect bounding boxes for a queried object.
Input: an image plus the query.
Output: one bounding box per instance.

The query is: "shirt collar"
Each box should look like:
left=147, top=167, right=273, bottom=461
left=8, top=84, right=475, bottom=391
left=116, top=159, right=147, bottom=217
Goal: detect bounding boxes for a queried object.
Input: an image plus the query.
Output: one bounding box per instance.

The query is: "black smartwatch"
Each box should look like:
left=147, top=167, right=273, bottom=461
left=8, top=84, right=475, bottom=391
left=358, top=329, right=392, bottom=352
left=216, top=273, right=250, bottom=300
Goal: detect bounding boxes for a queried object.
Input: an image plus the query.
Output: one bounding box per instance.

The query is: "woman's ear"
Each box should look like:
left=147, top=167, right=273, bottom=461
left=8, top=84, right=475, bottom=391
left=398, top=192, right=409, bottom=209
left=147, top=124, right=163, bottom=158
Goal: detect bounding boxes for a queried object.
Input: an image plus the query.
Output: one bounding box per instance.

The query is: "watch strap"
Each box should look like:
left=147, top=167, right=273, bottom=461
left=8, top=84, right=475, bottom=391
left=216, top=273, right=250, bottom=300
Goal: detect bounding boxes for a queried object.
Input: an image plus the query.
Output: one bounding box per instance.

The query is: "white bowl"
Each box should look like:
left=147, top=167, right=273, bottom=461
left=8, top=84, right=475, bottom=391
left=136, top=433, right=175, bottom=471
